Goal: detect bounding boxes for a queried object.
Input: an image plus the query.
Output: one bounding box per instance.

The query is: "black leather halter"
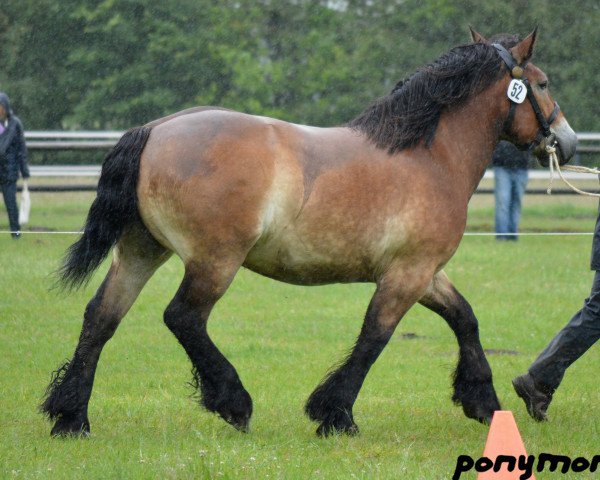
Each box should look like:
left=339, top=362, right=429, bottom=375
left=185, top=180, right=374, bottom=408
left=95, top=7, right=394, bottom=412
left=492, top=43, right=560, bottom=148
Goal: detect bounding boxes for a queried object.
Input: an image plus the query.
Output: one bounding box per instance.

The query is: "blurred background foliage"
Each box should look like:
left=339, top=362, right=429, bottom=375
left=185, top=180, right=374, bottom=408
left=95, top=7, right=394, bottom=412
left=0, top=0, right=598, bottom=133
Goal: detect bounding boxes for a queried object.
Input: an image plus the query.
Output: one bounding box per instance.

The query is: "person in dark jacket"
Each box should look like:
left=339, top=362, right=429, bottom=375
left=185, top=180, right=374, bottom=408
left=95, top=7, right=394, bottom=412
left=513, top=200, right=600, bottom=420
left=492, top=140, right=531, bottom=240
left=0, top=92, right=29, bottom=238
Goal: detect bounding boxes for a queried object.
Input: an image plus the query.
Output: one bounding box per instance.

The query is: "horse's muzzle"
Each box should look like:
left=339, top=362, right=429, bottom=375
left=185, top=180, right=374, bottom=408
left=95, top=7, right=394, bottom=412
left=535, top=120, right=577, bottom=167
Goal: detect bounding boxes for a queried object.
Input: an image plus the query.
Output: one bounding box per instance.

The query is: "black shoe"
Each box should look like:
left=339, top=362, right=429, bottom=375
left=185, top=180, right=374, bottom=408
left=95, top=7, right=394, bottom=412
left=11, top=231, right=21, bottom=240
left=512, top=373, right=554, bottom=422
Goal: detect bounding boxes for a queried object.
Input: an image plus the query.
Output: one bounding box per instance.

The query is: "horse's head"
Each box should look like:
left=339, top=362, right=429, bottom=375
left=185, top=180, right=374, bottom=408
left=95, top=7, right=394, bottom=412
left=471, top=27, right=577, bottom=167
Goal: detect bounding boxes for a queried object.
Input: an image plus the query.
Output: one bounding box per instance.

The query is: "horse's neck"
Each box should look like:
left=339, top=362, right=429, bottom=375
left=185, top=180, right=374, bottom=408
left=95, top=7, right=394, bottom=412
left=430, top=88, right=505, bottom=199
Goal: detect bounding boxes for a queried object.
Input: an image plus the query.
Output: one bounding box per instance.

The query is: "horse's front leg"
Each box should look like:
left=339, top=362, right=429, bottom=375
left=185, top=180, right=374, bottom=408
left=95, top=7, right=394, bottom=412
left=305, top=264, right=433, bottom=437
left=419, top=270, right=501, bottom=423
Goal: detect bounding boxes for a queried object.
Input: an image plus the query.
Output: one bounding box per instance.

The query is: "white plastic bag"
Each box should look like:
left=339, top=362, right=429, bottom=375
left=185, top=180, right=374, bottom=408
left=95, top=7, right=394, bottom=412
left=19, top=181, right=30, bottom=225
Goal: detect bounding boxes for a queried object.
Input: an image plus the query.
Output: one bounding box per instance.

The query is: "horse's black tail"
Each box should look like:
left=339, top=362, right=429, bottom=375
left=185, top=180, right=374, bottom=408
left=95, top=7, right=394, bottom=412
left=58, top=126, right=153, bottom=290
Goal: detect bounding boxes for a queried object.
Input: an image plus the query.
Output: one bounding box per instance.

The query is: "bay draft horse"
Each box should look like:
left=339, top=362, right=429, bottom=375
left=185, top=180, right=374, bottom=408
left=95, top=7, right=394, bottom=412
left=41, top=28, right=577, bottom=437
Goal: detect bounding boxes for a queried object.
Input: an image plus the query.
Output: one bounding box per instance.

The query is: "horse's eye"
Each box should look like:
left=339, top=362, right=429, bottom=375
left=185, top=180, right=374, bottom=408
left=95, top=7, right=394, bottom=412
left=539, top=82, right=548, bottom=90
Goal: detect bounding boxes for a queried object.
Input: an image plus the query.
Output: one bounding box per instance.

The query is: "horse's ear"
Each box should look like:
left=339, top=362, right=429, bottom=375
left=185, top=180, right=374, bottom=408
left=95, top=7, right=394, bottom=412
left=469, top=26, right=487, bottom=43
left=511, top=27, right=538, bottom=64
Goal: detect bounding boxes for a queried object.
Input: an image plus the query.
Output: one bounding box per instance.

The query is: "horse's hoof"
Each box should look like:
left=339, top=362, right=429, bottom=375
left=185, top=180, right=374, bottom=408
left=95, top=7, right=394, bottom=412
left=202, top=381, right=253, bottom=433
left=314, top=409, right=359, bottom=437
left=462, top=402, right=497, bottom=425
left=316, top=419, right=359, bottom=437
left=453, top=380, right=500, bottom=425
left=217, top=401, right=252, bottom=433
left=50, top=415, right=90, bottom=438
left=222, top=413, right=251, bottom=433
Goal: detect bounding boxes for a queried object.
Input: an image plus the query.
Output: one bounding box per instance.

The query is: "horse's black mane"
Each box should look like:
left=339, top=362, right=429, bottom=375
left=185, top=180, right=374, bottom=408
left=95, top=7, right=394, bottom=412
left=349, top=35, right=521, bottom=154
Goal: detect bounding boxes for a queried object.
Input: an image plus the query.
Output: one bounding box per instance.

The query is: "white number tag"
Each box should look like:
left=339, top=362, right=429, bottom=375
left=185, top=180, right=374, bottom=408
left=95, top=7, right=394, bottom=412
left=507, top=79, right=527, bottom=104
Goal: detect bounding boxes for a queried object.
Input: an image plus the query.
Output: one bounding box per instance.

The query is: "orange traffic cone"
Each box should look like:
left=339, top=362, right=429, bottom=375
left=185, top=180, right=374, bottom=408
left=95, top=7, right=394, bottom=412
left=477, top=411, right=535, bottom=479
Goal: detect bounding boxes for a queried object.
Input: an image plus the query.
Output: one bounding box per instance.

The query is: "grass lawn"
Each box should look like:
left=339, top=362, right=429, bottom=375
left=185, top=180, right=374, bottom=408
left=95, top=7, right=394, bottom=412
left=1, top=189, right=599, bottom=479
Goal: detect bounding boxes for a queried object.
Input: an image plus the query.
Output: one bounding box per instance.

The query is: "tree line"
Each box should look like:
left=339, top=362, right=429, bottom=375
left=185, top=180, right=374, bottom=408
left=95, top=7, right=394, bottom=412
left=1, top=1, right=598, bottom=136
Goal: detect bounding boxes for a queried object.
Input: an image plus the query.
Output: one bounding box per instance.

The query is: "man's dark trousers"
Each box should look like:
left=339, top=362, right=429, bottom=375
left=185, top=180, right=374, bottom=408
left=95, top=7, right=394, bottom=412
left=1, top=182, right=19, bottom=232
left=528, top=270, right=600, bottom=390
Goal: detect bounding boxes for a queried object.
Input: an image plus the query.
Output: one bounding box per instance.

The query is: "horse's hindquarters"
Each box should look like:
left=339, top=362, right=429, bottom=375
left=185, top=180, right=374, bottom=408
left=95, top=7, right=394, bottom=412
left=137, top=111, right=286, bottom=265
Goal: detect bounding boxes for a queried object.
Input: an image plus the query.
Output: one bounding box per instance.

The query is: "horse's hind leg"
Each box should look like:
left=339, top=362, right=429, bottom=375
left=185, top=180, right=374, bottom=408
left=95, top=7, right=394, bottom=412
left=41, top=226, right=171, bottom=436
left=419, top=270, right=501, bottom=423
left=163, top=260, right=252, bottom=432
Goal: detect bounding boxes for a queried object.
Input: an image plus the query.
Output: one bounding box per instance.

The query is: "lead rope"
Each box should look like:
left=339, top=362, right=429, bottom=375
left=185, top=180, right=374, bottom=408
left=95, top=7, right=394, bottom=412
left=546, top=143, right=600, bottom=197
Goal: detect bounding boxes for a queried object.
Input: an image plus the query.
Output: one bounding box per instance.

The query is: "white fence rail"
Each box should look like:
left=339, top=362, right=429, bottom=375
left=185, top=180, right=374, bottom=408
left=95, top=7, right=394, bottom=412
left=30, top=166, right=101, bottom=176
left=25, top=131, right=124, bottom=150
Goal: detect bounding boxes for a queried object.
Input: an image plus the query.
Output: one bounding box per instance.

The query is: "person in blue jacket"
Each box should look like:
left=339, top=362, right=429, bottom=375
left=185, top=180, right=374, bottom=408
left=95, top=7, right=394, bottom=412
left=0, top=92, right=29, bottom=239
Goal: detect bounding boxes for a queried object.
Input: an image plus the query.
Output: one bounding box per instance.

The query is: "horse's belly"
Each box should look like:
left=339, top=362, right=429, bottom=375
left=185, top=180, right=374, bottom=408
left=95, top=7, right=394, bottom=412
left=243, top=236, right=373, bottom=285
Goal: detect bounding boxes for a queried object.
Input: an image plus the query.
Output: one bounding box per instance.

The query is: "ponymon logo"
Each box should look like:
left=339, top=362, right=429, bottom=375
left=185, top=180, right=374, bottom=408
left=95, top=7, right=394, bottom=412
left=453, top=453, right=600, bottom=479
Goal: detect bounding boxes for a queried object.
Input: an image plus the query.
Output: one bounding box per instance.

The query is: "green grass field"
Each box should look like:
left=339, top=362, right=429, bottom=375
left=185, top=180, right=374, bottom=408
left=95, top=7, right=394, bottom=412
left=1, top=190, right=600, bottom=479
